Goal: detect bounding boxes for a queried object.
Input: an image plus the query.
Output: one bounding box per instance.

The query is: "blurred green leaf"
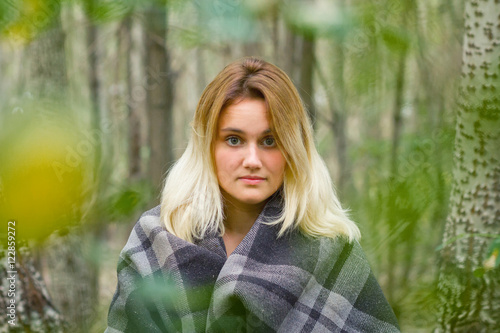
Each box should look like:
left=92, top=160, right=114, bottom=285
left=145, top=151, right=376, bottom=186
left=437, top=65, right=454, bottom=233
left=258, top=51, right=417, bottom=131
left=0, top=101, right=90, bottom=242
left=284, top=1, right=352, bottom=38
left=484, top=237, right=500, bottom=270
left=0, top=0, right=61, bottom=43
left=91, top=180, right=153, bottom=223
left=381, top=25, right=411, bottom=52
left=113, top=189, right=143, bottom=217
left=191, top=0, right=258, bottom=43
left=81, top=0, right=134, bottom=23
left=0, top=0, right=20, bottom=32
left=473, top=267, right=485, bottom=278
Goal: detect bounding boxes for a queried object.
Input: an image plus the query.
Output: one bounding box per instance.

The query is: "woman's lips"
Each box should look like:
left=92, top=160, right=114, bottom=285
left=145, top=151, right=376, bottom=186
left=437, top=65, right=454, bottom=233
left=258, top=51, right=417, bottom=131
left=239, top=176, right=265, bottom=185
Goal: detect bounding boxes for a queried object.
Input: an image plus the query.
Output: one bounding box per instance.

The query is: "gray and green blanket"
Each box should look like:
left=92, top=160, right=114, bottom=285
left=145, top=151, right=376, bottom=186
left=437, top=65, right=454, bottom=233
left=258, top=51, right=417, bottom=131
left=105, top=195, right=400, bottom=332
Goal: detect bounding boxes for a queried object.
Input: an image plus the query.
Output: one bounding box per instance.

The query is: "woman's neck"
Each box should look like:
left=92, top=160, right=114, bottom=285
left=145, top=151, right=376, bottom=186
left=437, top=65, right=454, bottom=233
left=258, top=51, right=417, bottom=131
left=221, top=195, right=267, bottom=256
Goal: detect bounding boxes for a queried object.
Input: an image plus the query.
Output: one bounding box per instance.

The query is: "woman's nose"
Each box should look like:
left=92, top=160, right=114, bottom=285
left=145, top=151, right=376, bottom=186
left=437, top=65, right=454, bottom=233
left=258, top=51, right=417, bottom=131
left=242, top=143, right=262, bottom=169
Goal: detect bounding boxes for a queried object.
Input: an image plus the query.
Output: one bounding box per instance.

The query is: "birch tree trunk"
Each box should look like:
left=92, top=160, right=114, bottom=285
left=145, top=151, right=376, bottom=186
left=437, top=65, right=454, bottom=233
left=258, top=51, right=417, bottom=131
left=437, top=0, right=500, bottom=331
left=0, top=247, right=66, bottom=332
left=1, top=9, right=71, bottom=333
left=24, top=6, right=99, bottom=331
left=24, top=17, right=67, bottom=99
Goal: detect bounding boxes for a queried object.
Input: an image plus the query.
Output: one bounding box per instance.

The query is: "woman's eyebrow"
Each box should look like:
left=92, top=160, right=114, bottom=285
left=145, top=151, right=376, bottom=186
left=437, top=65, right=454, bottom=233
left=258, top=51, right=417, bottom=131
left=220, top=127, right=272, bottom=134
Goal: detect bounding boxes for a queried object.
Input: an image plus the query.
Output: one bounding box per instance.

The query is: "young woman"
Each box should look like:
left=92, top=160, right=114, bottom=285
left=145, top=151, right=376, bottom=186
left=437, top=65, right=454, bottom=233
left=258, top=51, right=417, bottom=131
left=106, top=57, right=400, bottom=332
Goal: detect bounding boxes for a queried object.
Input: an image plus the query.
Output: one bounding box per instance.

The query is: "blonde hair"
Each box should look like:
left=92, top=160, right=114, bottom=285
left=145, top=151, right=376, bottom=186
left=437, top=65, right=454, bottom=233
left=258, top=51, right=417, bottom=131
left=160, top=57, right=360, bottom=243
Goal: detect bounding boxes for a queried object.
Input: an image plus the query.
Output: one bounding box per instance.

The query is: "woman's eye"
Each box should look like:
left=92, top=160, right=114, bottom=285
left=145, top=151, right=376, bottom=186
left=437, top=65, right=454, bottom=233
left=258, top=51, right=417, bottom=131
left=226, top=136, right=241, bottom=146
left=262, top=137, right=276, bottom=147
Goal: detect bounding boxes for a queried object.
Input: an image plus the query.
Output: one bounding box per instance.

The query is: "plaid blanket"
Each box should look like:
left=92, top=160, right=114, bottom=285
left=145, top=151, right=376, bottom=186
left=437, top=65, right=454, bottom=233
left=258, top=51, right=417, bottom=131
left=105, top=194, right=400, bottom=332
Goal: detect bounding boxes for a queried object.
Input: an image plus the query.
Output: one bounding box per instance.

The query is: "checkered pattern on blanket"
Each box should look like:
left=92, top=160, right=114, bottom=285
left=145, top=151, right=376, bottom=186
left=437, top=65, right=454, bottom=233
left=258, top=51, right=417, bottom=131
left=105, top=194, right=400, bottom=332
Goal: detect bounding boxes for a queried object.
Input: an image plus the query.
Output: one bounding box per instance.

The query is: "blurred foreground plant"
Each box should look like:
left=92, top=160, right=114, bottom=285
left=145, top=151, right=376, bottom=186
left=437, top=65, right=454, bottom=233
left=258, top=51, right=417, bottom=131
left=0, top=106, right=92, bottom=242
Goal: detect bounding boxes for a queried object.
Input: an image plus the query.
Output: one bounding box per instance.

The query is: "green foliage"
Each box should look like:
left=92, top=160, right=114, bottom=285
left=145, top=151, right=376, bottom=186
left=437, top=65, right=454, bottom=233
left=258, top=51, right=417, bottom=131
left=0, top=0, right=62, bottom=42
left=0, top=0, right=467, bottom=330
left=381, top=25, right=411, bottom=52
left=192, top=0, right=258, bottom=43
left=472, top=236, right=500, bottom=277
left=0, top=100, right=91, bottom=242
left=486, top=237, right=500, bottom=268
left=284, top=1, right=353, bottom=38
left=81, top=0, right=134, bottom=23
left=0, top=0, right=19, bottom=31
left=345, top=122, right=454, bottom=325
left=106, top=180, right=154, bottom=222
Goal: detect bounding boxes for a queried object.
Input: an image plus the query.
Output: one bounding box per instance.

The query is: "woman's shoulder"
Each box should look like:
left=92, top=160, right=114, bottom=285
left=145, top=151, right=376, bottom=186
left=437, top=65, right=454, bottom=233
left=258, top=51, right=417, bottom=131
left=117, top=206, right=170, bottom=274
left=119, top=206, right=212, bottom=276
left=125, top=205, right=164, bottom=245
left=291, top=230, right=365, bottom=257
left=137, top=205, right=162, bottom=226
left=317, top=236, right=367, bottom=261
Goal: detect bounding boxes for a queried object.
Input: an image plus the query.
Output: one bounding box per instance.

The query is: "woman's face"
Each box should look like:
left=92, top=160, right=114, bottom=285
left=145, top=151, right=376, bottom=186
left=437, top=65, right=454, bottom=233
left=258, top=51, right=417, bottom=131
left=214, top=98, right=286, bottom=210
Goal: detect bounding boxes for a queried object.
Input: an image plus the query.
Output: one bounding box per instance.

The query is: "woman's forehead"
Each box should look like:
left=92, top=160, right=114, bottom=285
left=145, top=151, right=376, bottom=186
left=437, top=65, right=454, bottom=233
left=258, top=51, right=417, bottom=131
left=218, top=98, right=272, bottom=129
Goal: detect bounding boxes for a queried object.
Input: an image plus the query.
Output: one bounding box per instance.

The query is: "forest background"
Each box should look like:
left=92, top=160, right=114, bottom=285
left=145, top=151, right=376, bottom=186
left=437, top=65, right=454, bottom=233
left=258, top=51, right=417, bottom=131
left=0, top=0, right=498, bottom=332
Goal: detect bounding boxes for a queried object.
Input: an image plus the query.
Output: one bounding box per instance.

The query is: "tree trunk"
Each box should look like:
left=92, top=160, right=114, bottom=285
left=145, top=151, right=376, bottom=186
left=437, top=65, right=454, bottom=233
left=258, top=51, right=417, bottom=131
left=124, top=16, right=146, bottom=179
left=124, top=16, right=141, bottom=179
left=23, top=5, right=101, bottom=331
left=0, top=247, right=66, bottom=332
left=5, top=8, right=76, bottom=332
left=331, top=25, right=349, bottom=196
left=299, top=35, right=316, bottom=130
left=386, top=40, right=409, bottom=306
left=24, top=17, right=67, bottom=99
left=84, top=0, right=109, bottom=186
left=243, top=41, right=262, bottom=58
left=436, top=1, right=500, bottom=332
left=44, top=233, right=98, bottom=333
left=389, top=49, right=408, bottom=177
left=87, top=25, right=100, bottom=147
left=270, top=9, right=280, bottom=63
left=282, top=27, right=299, bottom=83
left=196, top=48, right=206, bottom=99
left=120, top=14, right=148, bottom=180
left=145, top=5, right=175, bottom=193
